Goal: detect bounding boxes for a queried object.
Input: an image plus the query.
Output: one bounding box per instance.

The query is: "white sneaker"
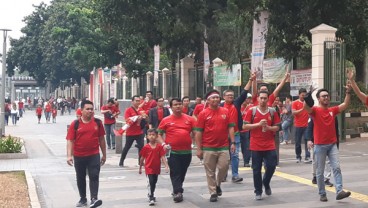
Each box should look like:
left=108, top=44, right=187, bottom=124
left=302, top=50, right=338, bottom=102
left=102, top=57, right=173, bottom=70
left=255, top=194, right=262, bottom=200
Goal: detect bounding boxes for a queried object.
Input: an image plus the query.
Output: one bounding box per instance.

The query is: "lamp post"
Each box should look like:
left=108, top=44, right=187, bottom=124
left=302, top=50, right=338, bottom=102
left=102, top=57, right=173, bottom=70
left=0, top=29, right=11, bottom=136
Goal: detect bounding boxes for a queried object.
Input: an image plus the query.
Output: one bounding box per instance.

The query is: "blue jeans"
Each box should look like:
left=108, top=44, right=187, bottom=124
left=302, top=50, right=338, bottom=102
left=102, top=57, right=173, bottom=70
left=295, top=127, right=310, bottom=159
left=252, top=150, right=277, bottom=195
left=314, top=144, right=343, bottom=196
left=104, top=123, right=116, bottom=148
left=282, top=119, right=292, bottom=142
left=231, top=134, right=241, bottom=177
left=240, top=131, right=251, bottom=165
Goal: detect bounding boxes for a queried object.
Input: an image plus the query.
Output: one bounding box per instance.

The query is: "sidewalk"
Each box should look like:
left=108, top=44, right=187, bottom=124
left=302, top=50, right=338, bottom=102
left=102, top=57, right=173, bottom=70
left=1, top=110, right=368, bottom=207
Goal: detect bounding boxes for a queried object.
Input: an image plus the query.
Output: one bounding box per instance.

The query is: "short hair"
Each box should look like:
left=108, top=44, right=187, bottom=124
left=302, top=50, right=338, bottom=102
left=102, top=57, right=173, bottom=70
left=156, top=97, right=164, bottom=102
left=196, top=96, right=202, bottom=99
left=131, top=95, right=140, bottom=101
left=286, top=95, right=292, bottom=100
left=223, top=89, right=234, bottom=96
left=257, top=90, right=269, bottom=97
left=182, top=96, right=190, bottom=102
left=316, top=88, right=329, bottom=98
left=147, top=128, right=158, bottom=134
left=107, top=98, right=115, bottom=104
left=170, top=97, right=181, bottom=107
left=205, top=89, right=220, bottom=100
left=258, top=83, right=268, bottom=90
left=146, top=91, right=153, bottom=95
left=81, top=100, right=93, bottom=109
left=299, top=88, right=307, bottom=94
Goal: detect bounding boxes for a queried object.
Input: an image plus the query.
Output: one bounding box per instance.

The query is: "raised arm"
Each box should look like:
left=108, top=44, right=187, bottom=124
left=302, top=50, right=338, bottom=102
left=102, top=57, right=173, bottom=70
left=338, top=84, right=351, bottom=113
left=273, top=72, right=290, bottom=97
left=347, top=69, right=366, bottom=104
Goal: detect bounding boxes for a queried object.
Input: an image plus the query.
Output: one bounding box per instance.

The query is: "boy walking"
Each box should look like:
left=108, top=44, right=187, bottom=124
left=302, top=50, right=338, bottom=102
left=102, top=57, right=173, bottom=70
left=139, top=128, right=169, bottom=206
left=36, top=104, right=43, bottom=124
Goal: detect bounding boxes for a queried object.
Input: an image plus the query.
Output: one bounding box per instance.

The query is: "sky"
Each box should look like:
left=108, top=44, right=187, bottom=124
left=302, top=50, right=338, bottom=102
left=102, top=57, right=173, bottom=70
left=0, top=0, right=51, bottom=51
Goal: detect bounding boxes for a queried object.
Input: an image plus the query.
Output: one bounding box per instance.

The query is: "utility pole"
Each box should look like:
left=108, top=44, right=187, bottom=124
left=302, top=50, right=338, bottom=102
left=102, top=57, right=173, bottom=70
left=0, top=29, right=11, bottom=136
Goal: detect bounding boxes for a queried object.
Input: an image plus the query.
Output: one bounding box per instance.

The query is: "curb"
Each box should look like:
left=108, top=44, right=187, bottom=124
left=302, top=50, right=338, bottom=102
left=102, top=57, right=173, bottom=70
left=0, top=140, right=28, bottom=159
left=25, top=171, right=41, bottom=208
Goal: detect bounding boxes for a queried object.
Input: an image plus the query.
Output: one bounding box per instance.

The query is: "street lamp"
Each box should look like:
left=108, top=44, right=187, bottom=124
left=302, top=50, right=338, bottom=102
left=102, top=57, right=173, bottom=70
left=0, top=29, right=11, bottom=136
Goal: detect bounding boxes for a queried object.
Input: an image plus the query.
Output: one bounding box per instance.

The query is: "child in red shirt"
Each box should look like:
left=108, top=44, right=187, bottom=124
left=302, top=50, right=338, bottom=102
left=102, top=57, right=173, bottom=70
left=52, top=105, right=57, bottom=123
left=36, top=105, right=43, bottom=124
left=139, top=128, right=169, bottom=206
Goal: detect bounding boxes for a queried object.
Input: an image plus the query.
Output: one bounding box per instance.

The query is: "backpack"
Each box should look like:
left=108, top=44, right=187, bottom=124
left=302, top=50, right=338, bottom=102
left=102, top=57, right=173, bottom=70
left=250, top=106, right=276, bottom=126
left=73, top=118, right=102, bottom=139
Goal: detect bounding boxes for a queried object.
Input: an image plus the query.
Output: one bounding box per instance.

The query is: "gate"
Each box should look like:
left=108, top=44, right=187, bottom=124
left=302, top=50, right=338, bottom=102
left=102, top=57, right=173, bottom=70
left=324, top=40, right=346, bottom=141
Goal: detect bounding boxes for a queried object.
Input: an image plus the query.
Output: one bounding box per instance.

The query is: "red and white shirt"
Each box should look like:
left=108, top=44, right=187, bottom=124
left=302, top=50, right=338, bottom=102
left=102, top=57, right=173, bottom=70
left=195, top=107, right=235, bottom=149
left=124, top=107, right=144, bottom=136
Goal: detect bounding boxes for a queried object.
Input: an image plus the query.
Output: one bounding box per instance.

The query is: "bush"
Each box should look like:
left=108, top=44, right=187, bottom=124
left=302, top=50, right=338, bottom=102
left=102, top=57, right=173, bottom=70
left=0, top=135, right=23, bottom=153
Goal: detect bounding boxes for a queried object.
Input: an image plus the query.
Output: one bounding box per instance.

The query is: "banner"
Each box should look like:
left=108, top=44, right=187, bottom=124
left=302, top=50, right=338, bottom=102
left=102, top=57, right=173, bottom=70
left=290, top=69, right=312, bottom=96
left=154, top=45, right=160, bottom=86
left=262, top=58, right=289, bottom=83
left=251, top=11, right=269, bottom=82
left=204, top=41, right=210, bottom=81
left=213, top=64, right=241, bottom=86
left=111, top=66, right=119, bottom=81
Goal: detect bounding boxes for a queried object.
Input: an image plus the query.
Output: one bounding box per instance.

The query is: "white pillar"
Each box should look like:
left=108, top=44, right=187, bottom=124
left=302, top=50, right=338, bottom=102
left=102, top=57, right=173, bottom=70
left=180, top=57, right=195, bottom=98
left=123, top=76, right=128, bottom=99
left=131, top=77, right=138, bottom=96
left=212, top=57, right=224, bottom=90
left=162, top=68, right=169, bottom=99
left=146, top=71, right=153, bottom=91
left=309, top=24, right=337, bottom=89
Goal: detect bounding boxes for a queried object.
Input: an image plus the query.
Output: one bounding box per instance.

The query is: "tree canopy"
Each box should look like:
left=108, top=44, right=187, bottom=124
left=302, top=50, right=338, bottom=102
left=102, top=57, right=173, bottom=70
left=6, top=0, right=368, bottom=85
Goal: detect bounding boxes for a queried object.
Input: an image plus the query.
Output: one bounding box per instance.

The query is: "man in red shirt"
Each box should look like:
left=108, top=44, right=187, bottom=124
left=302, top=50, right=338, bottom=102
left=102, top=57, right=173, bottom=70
left=119, top=95, right=148, bottom=167
left=240, top=93, right=253, bottom=167
left=292, top=88, right=310, bottom=163
left=148, top=97, right=170, bottom=129
left=101, top=98, right=120, bottom=149
left=66, top=100, right=106, bottom=208
left=251, top=72, right=290, bottom=106
left=36, top=104, right=43, bottom=124
left=18, top=99, right=24, bottom=117
left=195, top=90, right=235, bottom=202
left=139, top=91, right=157, bottom=115
left=157, top=98, right=196, bottom=203
left=303, top=88, right=351, bottom=202
left=44, top=101, right=52, bottom=123
left=181, top=96, right=193, bottom=116
left=243, top=91, right=281, bottom=200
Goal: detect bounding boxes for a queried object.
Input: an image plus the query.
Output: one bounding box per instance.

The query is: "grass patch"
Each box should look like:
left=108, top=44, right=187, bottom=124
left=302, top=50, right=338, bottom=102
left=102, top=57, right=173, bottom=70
left=0, top=171, right=30, bottom=208
left=0, top=135, right=23, bottom=153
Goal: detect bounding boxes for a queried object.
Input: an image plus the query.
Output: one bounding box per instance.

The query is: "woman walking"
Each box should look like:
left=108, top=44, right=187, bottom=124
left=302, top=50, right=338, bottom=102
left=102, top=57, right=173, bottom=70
left=10, top=102, right=19, bottom=125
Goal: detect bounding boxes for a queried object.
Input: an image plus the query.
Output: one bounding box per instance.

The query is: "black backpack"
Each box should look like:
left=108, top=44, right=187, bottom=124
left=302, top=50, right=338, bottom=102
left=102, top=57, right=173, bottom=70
left=73, top=118, right=102, bottom=139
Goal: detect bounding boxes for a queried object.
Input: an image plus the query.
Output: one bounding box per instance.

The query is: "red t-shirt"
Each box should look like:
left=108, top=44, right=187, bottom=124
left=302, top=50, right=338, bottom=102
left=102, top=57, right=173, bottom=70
left=292, top=100, right=309, bottom=127
left=310, top=106, right=339, bottom=145
left=182, top=106, right=189, bottom=115
left=142, top=100, right=157, bottom=115
left=125, top=107, right=144, bottom=136
left=140, top=143, right=165, bottom=174
left=45, top=103, right=52, bottom=112
left=36, top=107, right=42, bottom=116
left=223, top=102, right=239, bottom=132
left=52, top=109, right=57, bottom=117
left=240, top=104, right=253, bottom=132
left=193, top=104, right=205, bottom=117
left=158, top=114, right=196, bottom=152
left=76, top=108, right=82, bottom=117
left=66, top=119, right=106, bottom=157
left=195, top=107, right=235, bottom=149
left=18, top=101, right=24, bottom=109
left=101, top=105, right=120, bottom=124
left=157, top=107, right=164, bottom=122
left=252, top=93, right=276, bottom=107
left=243, top=107, right=281, bottom=151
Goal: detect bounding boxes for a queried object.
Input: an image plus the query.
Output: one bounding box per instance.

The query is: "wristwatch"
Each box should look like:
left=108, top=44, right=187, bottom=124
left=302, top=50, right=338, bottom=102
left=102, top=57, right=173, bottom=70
left=231, top=142, right=236, bottom=145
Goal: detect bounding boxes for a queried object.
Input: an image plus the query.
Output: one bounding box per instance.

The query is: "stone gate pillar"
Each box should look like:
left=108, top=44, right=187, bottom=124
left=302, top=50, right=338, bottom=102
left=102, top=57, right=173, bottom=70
left=309, top=24, right=337, bottom=89
left=180, top=57, right=195, bottom=98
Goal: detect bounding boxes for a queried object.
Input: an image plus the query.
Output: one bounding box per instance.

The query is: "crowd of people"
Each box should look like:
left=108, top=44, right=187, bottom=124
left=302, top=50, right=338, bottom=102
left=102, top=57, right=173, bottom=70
left=65, top=70, right=368, bottom=207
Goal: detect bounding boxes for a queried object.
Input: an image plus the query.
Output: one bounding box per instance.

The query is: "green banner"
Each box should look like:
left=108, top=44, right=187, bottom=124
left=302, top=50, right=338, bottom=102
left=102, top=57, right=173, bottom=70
left=213, top=64, right=241, bottom=86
